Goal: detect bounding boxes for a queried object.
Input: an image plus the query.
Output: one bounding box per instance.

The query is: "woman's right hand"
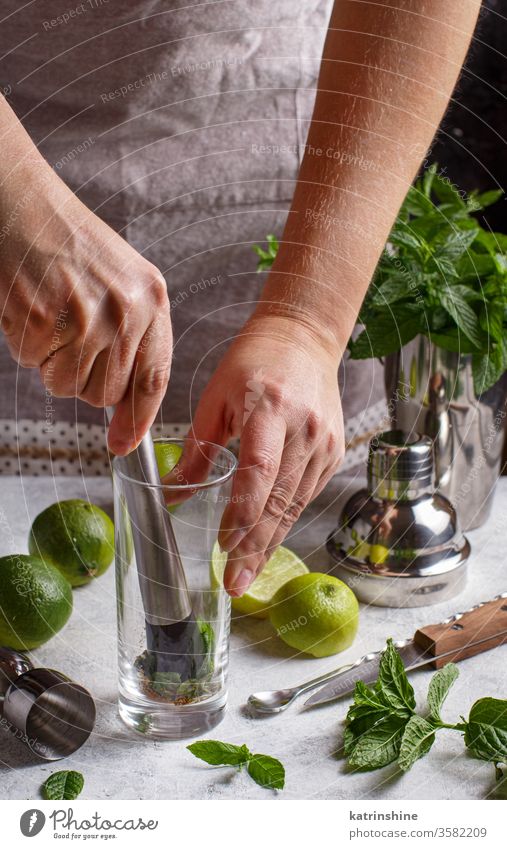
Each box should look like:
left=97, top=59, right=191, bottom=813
left=0, top=156, right=172, bottom=455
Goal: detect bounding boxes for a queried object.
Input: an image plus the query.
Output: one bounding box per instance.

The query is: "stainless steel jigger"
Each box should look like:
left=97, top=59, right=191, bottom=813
left=110, top=412, right=205, bottom=680
left=0, top=648, right=96, bottom=761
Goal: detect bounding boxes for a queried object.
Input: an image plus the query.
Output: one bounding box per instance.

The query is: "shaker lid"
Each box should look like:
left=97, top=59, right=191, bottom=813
left=368, top=430, right=433, bottom=490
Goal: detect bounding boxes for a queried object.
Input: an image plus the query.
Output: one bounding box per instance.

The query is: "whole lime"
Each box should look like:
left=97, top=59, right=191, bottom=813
left=269, top=572, right=359, bottom=657
left=28, top=499, right=114, bottom=587
left=0, top=554, right=73, bottom=650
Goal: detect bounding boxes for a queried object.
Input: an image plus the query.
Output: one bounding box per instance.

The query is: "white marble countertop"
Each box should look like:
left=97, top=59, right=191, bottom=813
left=1, top=472, right=506, bottom=801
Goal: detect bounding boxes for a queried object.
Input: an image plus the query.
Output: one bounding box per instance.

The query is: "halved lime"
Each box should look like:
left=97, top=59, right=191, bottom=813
left=211, top=543, right=309, bottom=618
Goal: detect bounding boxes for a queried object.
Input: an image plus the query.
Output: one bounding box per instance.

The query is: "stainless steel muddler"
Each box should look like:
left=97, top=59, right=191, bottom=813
left=110, top=412, right=205, bottom=679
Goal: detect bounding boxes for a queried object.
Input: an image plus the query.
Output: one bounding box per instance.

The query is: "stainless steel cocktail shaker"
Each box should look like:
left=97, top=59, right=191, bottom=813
left=327, top=430, right=471, bottom=607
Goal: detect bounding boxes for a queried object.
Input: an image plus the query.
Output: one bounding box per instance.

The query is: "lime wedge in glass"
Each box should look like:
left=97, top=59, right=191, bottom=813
left=154, top=441, right=184, bottom=512
left=154, top=441, right=183, bottom=478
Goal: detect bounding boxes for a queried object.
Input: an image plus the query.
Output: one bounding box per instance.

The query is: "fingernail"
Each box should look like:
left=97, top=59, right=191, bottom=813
left=219, top=527, right=248, bottom=553
left=228, top=568, right=255, bottom=597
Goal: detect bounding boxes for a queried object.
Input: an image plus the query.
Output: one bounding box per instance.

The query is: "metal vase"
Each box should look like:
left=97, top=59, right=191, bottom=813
left=384, top=335, right=507, bottom=531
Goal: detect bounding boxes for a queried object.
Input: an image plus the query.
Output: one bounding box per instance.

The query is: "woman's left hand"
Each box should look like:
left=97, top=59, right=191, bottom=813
left=188, top=313, right=345, bottom=597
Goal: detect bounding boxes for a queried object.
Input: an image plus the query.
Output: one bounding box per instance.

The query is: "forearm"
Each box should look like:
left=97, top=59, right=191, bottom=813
left=0, top=94, right=58, bottom=204
left=0, top=94, right=85, bottom=280
left=255, top=0, right=482, bottom=355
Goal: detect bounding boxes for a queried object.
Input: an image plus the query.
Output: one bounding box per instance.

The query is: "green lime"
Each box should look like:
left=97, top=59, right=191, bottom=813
left=269, top=572, right=359, bottom=658
left=210, top=541, right=228, bottom=590
left=369, top=543, right=390, bottom=565
left=237, top=547, right=309, bottom=618
left=28, top=499, right=114, bottom=588
left=0, top=554, right=72, bottom=650
left=154, top=441, right=183, bottom=478
left=210, top=544, right=309, bottom=618
left=154, top=441, right=184, bottom=513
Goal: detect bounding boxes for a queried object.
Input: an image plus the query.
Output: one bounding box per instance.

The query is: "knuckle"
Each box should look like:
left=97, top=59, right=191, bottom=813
left=264, top=488, right=291, bottom=519
left=243, top=451, right=278, bottom=480
left=137, top=364, right=170, bottom=397
left=263, top=488, right=304, bottom=526
left=115, top=289, right=136, bottom=315
left=25, top=301, right=50, bottom=328
left=329, top=430, right=345, bottom=463
left=230, top=509, right=256, bottom=535
left=264, top=382, right=285, bottom=410
left=114, top=337, right=134, bottom=372
left=149, top=272, right=168, bottom=306
left=327, top=431, right=337, bottom=454
left=304, top=410, right=322, bottom=441
left=108, top=285, right=141, bottom=323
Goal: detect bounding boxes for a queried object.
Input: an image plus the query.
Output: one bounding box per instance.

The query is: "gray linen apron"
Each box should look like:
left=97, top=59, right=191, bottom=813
left=0, top=0, right=384, bottom=474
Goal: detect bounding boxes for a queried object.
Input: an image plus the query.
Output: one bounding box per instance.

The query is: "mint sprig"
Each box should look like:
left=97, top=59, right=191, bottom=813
left=42, top=770, right=84, bottom=800
left=187, top=740, right=285, bottom=790
left=344, top=640, right=507, bottom=780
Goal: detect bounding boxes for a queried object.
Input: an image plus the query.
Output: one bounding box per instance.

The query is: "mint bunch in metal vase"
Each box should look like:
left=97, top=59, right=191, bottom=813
left=254, top=166, right=507, bottom=531
left=348, top=164, right=506, bottom=530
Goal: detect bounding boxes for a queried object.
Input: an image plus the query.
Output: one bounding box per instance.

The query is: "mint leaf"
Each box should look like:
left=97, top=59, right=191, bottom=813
left=439, top=290, right=483, bottom=348
left=422, top=162, right=438, bottom=198
left=456, top=251, right=497, bottom=281
left=429, top=331, right=481, bottom=354
left=349, top=680, right=393, bottom=714
left=432, top=173, right=467, bottom=210
left=348, top=715, right=409, bottom=770
left=471, top=189, right=503, bottom=209
left=187, top=740, right=251, bottom=766
left=187, top=740, right=285, bottom=791
left=247, top=754, right=285, bottom=790
left=401, top=185, right=435, bottom=216
left=479, top=301, right=505, bottom=343
left=433, top=226, right=479, bottom=263
left=464, top=698, right=507, bottom=764
left=376, top=638, right=416, bottom=714
left=427, top=664, right=459, bottom=722
left=349, top=309, right=423, bottom=359
left=253, top=234, right=278, bottom=271
left=343, top=725, right=358, bottom=757
left=370, top=274, right=415, bottom=306
left=473, top=343, right=507, bottom=395
left=42, top=771, right=84, bottom=801
left=398, top=716, right=437, bottom=772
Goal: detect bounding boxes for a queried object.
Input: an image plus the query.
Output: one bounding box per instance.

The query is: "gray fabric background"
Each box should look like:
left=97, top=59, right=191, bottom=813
left=0, top=0, right=383, bottom=426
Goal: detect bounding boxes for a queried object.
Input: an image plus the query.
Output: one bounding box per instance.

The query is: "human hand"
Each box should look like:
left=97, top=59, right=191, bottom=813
left=0, top=159, right=171, bottom=454
left=187, top=313, right=344, bottom=596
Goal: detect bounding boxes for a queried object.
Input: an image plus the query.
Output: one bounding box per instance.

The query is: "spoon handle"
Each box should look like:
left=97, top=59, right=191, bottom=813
left=292, top=662, right=356, bottom=700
